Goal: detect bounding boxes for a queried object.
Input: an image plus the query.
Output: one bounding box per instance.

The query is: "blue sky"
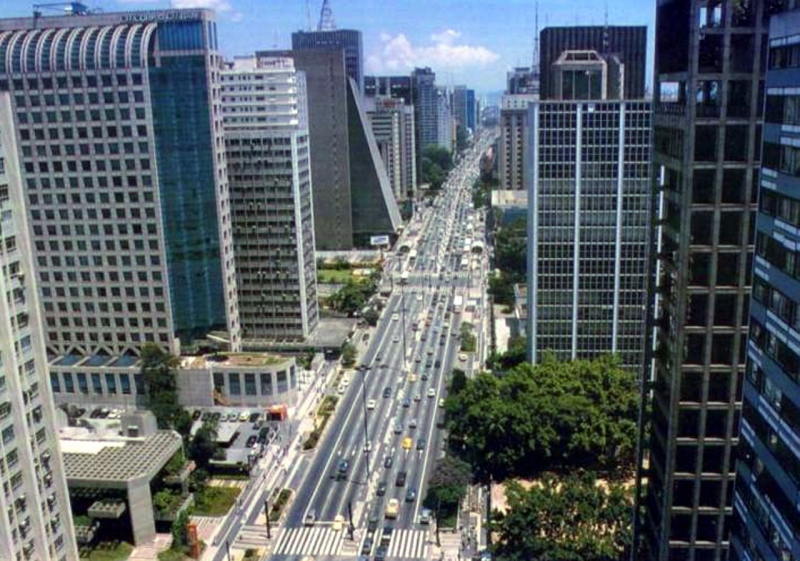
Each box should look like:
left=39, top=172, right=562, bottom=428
left=0, top=0, right=655, bottom=96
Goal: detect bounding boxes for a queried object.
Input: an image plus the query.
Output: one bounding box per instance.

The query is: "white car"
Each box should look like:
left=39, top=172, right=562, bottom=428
left=392, top=313, right=400, bottom=321
left=366, top=399, right=376, bottom=410
left=332, top=514, right=345, bottom=531
left=458, top=354, right=467, bottom=362
left=427, top=388, right=436, bottom=398
left=238, top=411, right=249, bottom=422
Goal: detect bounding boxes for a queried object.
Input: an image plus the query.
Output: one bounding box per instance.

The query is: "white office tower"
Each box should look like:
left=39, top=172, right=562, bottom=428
left=0, top=93, right=78, bottom=561
left=367, top=97, right=417, bottom=202
left=222, top=55, right=319, bottom=341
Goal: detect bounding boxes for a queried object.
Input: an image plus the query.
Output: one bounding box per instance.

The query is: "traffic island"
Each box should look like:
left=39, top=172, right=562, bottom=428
left=301, top=396, right=338, bottom=450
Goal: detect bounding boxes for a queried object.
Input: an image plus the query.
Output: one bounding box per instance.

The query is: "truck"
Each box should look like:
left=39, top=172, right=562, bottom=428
left=452, top=295, right=463, bottom=314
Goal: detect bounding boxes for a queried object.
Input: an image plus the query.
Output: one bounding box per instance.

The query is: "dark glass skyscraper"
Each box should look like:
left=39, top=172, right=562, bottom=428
left=540, top=26, right=647, bottom=100
left=730, top=8, right=800, bottom=561
left=634, top=1, right=772, bottom=560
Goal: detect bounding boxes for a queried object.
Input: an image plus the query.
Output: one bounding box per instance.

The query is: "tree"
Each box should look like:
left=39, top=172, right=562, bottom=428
left=446, top=355, right=639, bottom=481
left=188, top=422, right=218, bottom=470
left=491, top=473, right=633, bottom=561
left=449, top=369, right=468, bottom=395
left=140, top=343, right=183, bottom=431
left=488, top=336, right=527, bottom=371
left=170, top=509, right=190, bottom=550
left=423, top=456, right=472, bottom=521
left=422, top=145, right=453, bottom=190
left=495, top=218, right=527, bottom=279
left=341, top=343, right=357, bottom=367
left=362, top=308, right=380, bottom=327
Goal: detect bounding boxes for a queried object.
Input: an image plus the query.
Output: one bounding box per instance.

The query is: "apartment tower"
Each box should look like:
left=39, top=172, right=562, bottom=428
left=0, top=93, right=78, bottom=561
left=221, top=55, right=319, bottom=342
left=634, top=1, right=770, bottom=559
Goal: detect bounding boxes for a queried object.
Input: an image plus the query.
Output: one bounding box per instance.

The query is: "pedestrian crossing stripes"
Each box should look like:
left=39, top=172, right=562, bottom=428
left=235, top=524, right=267, bottom=549
left=385, top=529, right=430, bottom=559
left=272, top=526, right=344, bottom=557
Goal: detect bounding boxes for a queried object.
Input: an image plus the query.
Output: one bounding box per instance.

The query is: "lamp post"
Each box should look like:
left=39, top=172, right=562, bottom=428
left=359, top=364, right=371, bottom=480
left=264, top=496, right=271, bottom=540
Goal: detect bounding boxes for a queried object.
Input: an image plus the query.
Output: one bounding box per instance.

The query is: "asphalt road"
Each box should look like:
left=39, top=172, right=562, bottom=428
left=267, top=139, right=492, bottom=561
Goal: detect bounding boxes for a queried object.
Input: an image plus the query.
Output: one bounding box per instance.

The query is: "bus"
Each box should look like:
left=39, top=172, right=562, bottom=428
left=408, top=249, right=418, bottom=263
left=452, top=295, right=463, bottom=313
left=400, top=271, right=409, bottom=284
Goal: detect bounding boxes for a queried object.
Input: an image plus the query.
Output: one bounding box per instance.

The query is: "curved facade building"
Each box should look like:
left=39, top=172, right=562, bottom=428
left=0, top=9, right=241, bottom=358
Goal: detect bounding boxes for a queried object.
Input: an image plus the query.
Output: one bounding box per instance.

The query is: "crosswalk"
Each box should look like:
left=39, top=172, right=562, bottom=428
left=271, top=526, right=344, bottom=557
left=235, top=524, right=268, bottom=549
left=384, top=529, right=430, bottom=559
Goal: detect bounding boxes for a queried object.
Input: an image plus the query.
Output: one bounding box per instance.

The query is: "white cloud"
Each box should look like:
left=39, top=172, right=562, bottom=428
left=366, top=28, right=499, bottom=74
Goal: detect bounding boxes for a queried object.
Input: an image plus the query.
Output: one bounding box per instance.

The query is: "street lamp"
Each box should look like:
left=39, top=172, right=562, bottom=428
left=358, top=364, right=371, bottom=480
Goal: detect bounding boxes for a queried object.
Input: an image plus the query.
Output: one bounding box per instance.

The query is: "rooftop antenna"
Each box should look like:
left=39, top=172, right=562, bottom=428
left=603, top=0, right=610, bottom=52
left=305, top=0, right=312, bottom=31
left=532, top=1, right=540, bottom=78
left=317, top=0, right=336, bottom=31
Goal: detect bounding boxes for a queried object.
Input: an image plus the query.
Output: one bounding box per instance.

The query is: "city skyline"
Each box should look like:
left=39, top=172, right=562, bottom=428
left=0, top=0, right=655, bottom=95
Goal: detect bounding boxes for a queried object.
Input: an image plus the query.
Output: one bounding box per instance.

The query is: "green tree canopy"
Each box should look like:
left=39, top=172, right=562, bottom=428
left=495, top=218, right=527, bottom=279
left=423, top=456, right=472, bottom=521
left=491, top=473, right=633, bottom=561
left=446, top=354, right=638, bottom=481
left=188, top=422, right=218, bottom=470
left=140, top=344, right=185, bottom=432
left=341, top=343, right=357, bottom=367
left=422, top=145, right=453, bottom=190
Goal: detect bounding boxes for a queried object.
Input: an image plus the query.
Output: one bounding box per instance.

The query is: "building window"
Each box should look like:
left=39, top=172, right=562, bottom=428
left=105, top=373, right=117, bottom=395
left=50, top=372, right=60, bottom=393
left=260, top=373, right=273, bottom=395
left=229, top=373, right=241, bottom=395
left=244, top=373, right=256, bottom=396
left=77, top=373, right=88, bottom=394
left=91, top=373, right=102, bottom=394
left=120, top=374, right=131, bottom=395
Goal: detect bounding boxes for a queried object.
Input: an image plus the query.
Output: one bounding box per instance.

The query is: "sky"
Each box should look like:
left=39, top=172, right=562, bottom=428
left=0, top=0, right=655, bottom=96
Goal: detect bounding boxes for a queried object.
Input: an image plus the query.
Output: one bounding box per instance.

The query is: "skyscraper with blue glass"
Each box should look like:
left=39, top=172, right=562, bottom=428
left=730, top=8, right=800, bottom=561
left=0, top=8, right=241, bottom=357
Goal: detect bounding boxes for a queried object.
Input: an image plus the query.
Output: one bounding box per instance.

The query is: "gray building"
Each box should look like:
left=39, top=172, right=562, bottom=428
left=526, top=99, right=651, bottom=371
left=436, top=86, right=454, bottom=152
left=366, top=96, right=417, bottom=202
left=291, top=28, right=364, bottom=96
left=0, top=92, right=78, bottom=561
left=221, top=55, right=319, bottom=341
left=0, top=8, right=241, bottom=356
left=500, top=94, right=538, bottom=190
left=259, top=49, right=400, bottom=249
left=412, top=67, right=439, bottom=154
left=365, top=75, right=413, bottom=103
left=452, top=85, right=468, bottom=128
left=634, top=1, right=769, bottom=559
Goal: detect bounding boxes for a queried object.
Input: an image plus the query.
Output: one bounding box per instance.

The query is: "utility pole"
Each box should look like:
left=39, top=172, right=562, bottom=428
left=359, top=365, right=371, bottom=479
left=348, top=500, right=355, bottom=540
left=264, top=497, right=271, bottom=539
left=400, top=286, right=408, bottom=371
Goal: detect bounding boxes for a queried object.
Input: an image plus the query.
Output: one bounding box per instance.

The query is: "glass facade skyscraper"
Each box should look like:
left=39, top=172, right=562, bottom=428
left=730, top=8, right=800, bottom=561
left=0, top=9, right=241, bottom=355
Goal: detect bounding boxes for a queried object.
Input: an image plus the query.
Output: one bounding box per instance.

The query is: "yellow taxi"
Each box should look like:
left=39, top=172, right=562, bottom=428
left=402, top=437, right=413, bottom=450
left=408, top=373, right=418, bottom=383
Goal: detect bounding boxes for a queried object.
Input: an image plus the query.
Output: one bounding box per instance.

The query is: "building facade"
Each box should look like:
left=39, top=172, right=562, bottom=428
left=291, top=28, right=364, bottom=95
left=540, top=26, right=647, bottom=100
left=0, top=92, right=78, bottom=561
left=221, top=55, right=319, bottom=341
left=436, top=87, right=454, bottom=152
left=634, top=1, right=770, bottom=559
left=412, top=67, right=438, bottom=157
left=730, top=8, right=800, bottom=561
left=0, top=9, right=241, bottom=356
left=500, top=94, right=538, bottom=190
left=367, top=96, right=417, bottom=202
left=364, top=75, right=413, bottom=103
left=526, top=100, right=651, bottom=371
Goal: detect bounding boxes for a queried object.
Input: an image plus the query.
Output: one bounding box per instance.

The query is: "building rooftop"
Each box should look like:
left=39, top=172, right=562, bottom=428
left=61, top=430, right=182, bottom=485
left=181, top=352, right=290, bottom=369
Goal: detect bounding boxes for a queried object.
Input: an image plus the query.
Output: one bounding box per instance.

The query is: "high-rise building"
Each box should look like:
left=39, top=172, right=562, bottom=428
left=366, top=96, right=417, bottom=202
left=0, top=9, right=241, bottom=356
left=729, top=8, right=800, bottom=561
left=633, top=1, right=769, bottom=559
left=507, top=66, right=540, bottom=95
left=0, top=92, right=78, bottom=561
left=412, top=67, right=439, bottom=154
left=540, top=26, right=646, bottom=100
left=260, top=49, right=400, bottom=249
left=525, top=99, right=651, bottom=371
left=221, top=55, right=319, bottom=342
left=436, top=87, right=454, bottom=152
left=291, top=28, right=364, bottom=95
left=364, top=75, right=413, bottom=103
left=499, top=94, right=538, bottom=191
left=452, top=85, right=468, bottom=129
left=466, top=89, right=476, bottom=132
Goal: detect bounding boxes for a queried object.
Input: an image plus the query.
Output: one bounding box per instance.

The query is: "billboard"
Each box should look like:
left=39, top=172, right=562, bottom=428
left=370, top=235, right=390, bottom=246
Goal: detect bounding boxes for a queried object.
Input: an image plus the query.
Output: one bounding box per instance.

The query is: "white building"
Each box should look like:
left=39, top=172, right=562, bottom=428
left=499, top=94, right=538, bottom=190
left=366, top=96, right=417, bottom=202
left=221, top=55, right=319, bottom=341
left=0, top=92, right=78, bottom=561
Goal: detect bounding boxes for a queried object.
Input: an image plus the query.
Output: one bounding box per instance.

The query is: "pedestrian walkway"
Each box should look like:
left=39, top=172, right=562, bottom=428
left=271, top=526, right=345, bottom=557
left=189, top=515, right=221, bottom=543
left=234, top=524, right=268, bottom=550
left=385, top=529, right=430, bottom=559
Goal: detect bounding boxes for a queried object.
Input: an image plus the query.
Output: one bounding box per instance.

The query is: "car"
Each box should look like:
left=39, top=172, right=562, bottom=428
left=426, top=360, right=433, bottom=368
left=361, top=537, right=374, bottom=555
left=434, top=360, right=441, bottom=368
left=367, top=399, right=376, bottom=410
left=395, top=471, right=407, bottom=486
left=226, top=412, right=237, bottom=422
left=384, top=456, right=394, bottom=469
left=393, top=420, right=403, bottom=434
left=421, top=372, right=429, bottom=381
left=427, top=388, right=436, bottom=398
left=333, top=514, right=345, bottom=531
left=419, top=508, right=432, bottom=524
left=192, top=409, right=202, bottom=420
left=385, top=498, right=400, bottom=518
left=408, top=373, right=418, bottom=383
left=409, top=418, right=417, bottom=429
left=245, top=435, right=257, bottom=448
left=405, top=488, right=417, bottom=502
left=392, top=313, right=399, bottom=321
left=376, top=355, right=382, bottom=362
left=427, top=348, right=434, bottom=355
left=238, top=411, right=249, bottom=422
left=374, top=545, right=388, bottom=561
left=249, top=412, right=260, bottom=423
left=377, top=481, right=387, bottom=496
left=458, top=353, right=467, bottom=362
left=392, top=336, right=399, bottom=343
left=414, top=355, right=421, bottom=363
left=338, top=383, right=346, bottom=395
left=402, top=397, right=411, bottom=408
left=337, top=459, right=350, bottom=477
left=438, top=398, right=445, bottom=408
left=367, top=514, right=380, bottom=533
left=440, top=339, right=446, bottom=346
left=201, top=412, right=211, bottom=421
left=416, top=294, right=423, bottom=301
left=416, top=438, right=426, bottom=451
left=303, top=510, right=316, bottom=526
left=258, top=427, right=270, bottom=442
left=402, top=437, right=413, bottom=450
left=364, top=442, right=372, bottom=453
left=413, top=393, right=421, bottom=402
